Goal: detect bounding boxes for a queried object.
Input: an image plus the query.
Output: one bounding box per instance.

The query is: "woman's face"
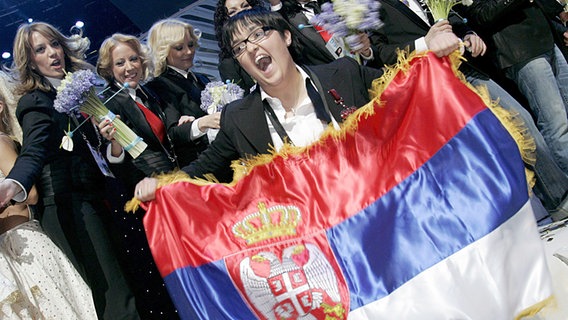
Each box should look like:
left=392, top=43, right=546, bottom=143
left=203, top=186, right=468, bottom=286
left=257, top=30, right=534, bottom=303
left=225, top=0, right=252, bottom=17
left=233, top=24, right=294, bottom=91
left=111, top=42, right=144, bottom=88
left=166, top=30, right=196, bottom=71
left=29, top=31, right=66, bottom=79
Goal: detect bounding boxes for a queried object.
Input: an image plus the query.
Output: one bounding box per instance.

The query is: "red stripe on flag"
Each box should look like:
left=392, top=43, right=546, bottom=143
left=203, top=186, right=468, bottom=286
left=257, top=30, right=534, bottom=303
left=144, top=53, right=488, bottom=276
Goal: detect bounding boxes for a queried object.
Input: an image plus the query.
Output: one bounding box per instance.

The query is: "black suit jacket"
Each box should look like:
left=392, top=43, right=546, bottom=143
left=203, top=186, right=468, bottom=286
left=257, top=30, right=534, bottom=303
left=458, top=0, right=562, bottom=69
left=372, top=0, right=473, bottom=66
left=8, top=89, right=105, bottom=201
left=285, top=11, right=337, bottom=65
left=184, top=57, right=383, bottom=180
left=147, top=68, right=210, bottom=166
left=101, top=84, right=176, bottom=191
left=218, top=57, right=257, bottom=94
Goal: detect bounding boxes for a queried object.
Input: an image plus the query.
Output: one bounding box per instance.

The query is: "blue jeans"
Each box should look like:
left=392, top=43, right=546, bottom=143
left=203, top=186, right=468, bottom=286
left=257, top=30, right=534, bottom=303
left=506, top=46, right=568, bottom=174
left=464, top=68, right=568, bottom=220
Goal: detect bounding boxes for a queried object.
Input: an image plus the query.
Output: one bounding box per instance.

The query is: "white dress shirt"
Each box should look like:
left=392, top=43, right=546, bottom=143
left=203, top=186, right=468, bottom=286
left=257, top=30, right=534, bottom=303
left=406, top=0, right=431, bottom=53
left=261, top=66, right=339, bottom=151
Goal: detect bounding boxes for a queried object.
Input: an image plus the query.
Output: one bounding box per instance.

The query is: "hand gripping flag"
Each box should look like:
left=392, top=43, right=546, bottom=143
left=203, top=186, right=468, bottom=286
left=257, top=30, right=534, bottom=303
left=133, top=52, right=554, bottom=319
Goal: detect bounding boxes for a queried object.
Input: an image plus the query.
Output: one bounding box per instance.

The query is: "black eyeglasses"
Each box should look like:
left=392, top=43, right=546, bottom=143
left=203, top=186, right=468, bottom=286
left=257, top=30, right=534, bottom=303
left=231, top=26, right=275, bottom=57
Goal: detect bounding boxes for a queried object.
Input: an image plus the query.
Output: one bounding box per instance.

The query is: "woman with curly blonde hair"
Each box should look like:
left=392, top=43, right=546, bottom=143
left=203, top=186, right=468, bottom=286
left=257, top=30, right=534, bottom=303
left=96, top=32, right=180, bottom=319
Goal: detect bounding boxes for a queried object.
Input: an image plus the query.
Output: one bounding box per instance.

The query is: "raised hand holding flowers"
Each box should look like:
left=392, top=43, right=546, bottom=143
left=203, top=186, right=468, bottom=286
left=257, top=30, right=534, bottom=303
left=309, top=0, right=383, bottom=60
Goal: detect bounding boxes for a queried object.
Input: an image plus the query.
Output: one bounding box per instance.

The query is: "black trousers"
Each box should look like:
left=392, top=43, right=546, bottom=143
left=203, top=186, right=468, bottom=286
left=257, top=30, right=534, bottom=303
left=41, top=195, right=139, bottom=320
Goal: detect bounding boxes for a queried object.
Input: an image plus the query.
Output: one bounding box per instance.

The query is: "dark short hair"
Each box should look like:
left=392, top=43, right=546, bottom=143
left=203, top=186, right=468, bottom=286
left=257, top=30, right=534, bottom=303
left=213, top=0, right=265, bottom=59
left=221, top=7, right=303, bottom=63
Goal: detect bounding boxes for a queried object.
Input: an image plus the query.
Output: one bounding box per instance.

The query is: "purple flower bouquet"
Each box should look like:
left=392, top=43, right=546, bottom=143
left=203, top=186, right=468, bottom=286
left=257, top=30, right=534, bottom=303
left=54, top=69, right=147, bottom=158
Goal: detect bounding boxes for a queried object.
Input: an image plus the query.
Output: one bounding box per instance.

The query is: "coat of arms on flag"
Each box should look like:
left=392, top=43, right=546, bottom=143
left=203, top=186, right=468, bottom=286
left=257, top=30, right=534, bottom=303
left=225, top=203, right=349, bottom=319
left=131, top=52, right=555, bottom=319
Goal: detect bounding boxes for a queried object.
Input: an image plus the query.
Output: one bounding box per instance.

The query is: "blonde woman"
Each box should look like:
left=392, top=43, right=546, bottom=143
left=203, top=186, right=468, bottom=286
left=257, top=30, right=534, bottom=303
left=96, top=33, right=179, bottom=319
left=146, top=19, right=221, bottom=167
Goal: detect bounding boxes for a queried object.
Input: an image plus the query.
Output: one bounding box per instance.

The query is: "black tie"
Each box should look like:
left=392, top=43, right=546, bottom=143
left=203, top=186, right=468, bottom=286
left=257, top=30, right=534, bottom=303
left=306, top=79, right=331, bottom=124
left=136, top=88, right=148, bottom=104
left=187, top=76, right=203, bottom=103
left=304, top=1, right=321, bottom=14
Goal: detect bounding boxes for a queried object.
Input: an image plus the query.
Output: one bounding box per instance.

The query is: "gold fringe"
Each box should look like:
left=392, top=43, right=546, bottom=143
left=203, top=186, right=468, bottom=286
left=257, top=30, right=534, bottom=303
left=126, top=49, right=536, bottom=211
left=514, top=295, right=556, bottom=320
left=444, top=51, right=536, bottom=189
left=125, top=170, right=193, bottom=212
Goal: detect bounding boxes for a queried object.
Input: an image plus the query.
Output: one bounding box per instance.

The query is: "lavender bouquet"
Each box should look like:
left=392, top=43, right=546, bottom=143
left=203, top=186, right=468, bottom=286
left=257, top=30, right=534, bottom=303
left=54, top=69, right=147, bottom=158
left=200, top=81, right=245, bottom=114
left=200, top=80, right=244, bottom=141
left=310, top=0, right=383, bottom=54
left=423, top=0, right=473, bottom=22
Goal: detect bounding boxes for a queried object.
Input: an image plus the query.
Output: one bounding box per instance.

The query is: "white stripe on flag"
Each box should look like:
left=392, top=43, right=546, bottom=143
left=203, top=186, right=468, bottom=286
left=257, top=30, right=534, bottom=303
left=349, top=200, right=552, bottom=319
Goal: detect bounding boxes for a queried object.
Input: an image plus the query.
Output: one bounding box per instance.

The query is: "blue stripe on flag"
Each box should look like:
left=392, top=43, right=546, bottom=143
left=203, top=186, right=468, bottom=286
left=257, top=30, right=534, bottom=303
left=164, top=260, right=257, bottom=319
left=328, top=109, right=528, bottom=310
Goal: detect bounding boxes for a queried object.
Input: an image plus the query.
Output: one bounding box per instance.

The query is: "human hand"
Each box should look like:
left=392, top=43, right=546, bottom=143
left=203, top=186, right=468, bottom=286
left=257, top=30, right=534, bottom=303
left=95, top=116, right=118, bottom=141
left=352, top=33, right=373, bottom=57
left=564, top=31, right=568, bottom=46
left=178, top=115, right=196, bottom=126
left=560, top=11, right=568, bottom=24
left=134, top=177, right=158, bottom=202
left=0, top=179, right=21, bottom=209
left=463, top=33, right=487, bottom=57
left=197, top=113, right=221, bottom=132
left=425, top=20, right=460, bottom=57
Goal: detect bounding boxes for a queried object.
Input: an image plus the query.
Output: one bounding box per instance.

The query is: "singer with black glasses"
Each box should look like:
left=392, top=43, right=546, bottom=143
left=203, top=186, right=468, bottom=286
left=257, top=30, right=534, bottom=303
left=134, top=8, right=384, bottom=202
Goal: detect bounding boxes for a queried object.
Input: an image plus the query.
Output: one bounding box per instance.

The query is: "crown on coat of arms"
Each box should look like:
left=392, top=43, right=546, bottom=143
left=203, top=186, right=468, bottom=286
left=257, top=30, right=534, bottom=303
left=232, top=202, right=301, bottom=245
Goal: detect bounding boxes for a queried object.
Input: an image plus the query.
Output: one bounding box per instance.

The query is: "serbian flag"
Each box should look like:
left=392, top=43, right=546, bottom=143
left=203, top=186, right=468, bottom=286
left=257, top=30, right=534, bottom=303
left=138, top=52, right=553, bottom=319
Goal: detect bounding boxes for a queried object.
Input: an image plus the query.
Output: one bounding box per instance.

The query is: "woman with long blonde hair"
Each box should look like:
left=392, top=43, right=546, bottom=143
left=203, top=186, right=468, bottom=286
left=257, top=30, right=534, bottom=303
left=0, top=22, right=138, bottom=319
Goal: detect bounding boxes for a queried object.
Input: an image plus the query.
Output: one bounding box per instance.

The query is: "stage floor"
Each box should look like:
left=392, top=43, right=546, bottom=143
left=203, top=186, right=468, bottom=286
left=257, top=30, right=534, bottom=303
left=537, top=218, right=568, bottom=319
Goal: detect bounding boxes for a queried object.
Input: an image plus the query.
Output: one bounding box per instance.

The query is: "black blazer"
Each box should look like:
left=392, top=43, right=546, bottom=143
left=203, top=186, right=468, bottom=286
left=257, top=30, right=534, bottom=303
left=184, top=57, right=384, bottom=180
left=218, top=57, right=257, bottom=94
left=458, top=0, right=562, bottom=69
left=147, top=68, right=210, bottom=167
left=372, top=0, right=473, bottom=66
left=101, top=84, right=176, bottom=191
left=284, top=11, right=337, bottom=65
left=8, top=89, right=106, bottom=203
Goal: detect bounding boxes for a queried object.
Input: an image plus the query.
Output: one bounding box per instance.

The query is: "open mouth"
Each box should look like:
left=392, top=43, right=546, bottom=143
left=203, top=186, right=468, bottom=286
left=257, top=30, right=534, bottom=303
left=255, top=55, right=272, bottom=72
left=51, top=60, right=61, bottom=67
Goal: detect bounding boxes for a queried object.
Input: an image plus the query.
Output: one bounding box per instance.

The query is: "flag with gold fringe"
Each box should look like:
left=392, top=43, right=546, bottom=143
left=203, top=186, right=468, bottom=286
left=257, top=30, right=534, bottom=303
left=135, top=52, right=553, bottom=319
